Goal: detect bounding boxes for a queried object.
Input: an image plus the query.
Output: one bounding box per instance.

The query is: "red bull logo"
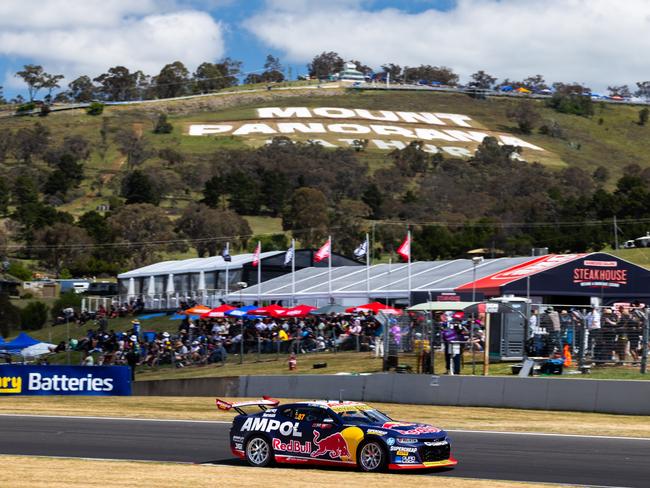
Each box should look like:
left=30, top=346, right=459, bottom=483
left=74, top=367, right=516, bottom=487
left=311, top=430, right=350, bottom=459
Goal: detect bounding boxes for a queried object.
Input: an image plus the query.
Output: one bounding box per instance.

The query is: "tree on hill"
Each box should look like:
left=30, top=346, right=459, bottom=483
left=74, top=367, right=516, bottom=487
left=153, top=61, right=190, bottom=98
left=381, top=64, right=402, bottom=82
left=507, top=100, right=541, bottom=134
left=177, top=203, right=251, bottom=257
left=15, top=64, right=46, bottom=101
left=121, top=170, right=161, bottom=205
left=108, top=203, right=182, bottom=267
left=469, top=70, right=497, bottom=89
left=94, top=66, right=139, bottom=101
left=635, top=81, right=650, bottom=99
left=261, top=54, right=284, bottom=82
left=0, top=85, right=5, bottom=104
left=283, top=187, right=329, bottom=247
left=66, top=75, right=96, bottom=102
left=0, top=293, right=21, bottom=338
left=638, top=107, right=649, bottom=126
left=32, top=222, right=92, bottom=277
left=607, top=85, right=631, bottom=98
left=193, top=58, right=241, bottom=93
left=202, top=175, right=226, bottom=209
left=225, top=170, right=262, bottom=214
left=12, top=122, right=50, bottom=163
left=0, top=177, right=9, bottom=217
left=331, top=199, right=371, bottom=255
left=308, top=52, right=344, bottom=79
left=0, top=129, right=11, bottom=163
left=153, top=113, right=173, bottom=134
left=403, top=65, right=458, bottom=85
left=42, top=73, right=64, bottom=102
left=115, top=130, right=151, bottom=169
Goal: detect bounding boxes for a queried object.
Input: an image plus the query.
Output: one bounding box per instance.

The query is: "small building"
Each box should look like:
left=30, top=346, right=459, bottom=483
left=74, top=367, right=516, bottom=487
left=113, top=250, right=361, bottom=311
left=336, top=62, right=367, bottom=83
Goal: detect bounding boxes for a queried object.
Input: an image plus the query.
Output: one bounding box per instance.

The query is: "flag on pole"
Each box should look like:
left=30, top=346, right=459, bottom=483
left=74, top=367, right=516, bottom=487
left=354, top=239, right=368, bottom=259
left=252, top=241, right=261, bottom=267
left=221, top=242, right=231, bottom=262
left=397, top=234, right=411, bottom=261
left=284, top=242, right=295, bottom=266
left=314, top=238, right=331, bottom=263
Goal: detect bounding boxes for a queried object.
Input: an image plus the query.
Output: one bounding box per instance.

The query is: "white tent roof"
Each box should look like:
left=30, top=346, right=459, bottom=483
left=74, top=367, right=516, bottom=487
left=228, top=257, right=531, bottom=301
left=118, top=251, right=283, bottom=279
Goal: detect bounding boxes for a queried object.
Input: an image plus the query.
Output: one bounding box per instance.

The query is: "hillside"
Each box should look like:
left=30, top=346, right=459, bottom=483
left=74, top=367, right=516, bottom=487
left=1, top=84, right=650, bottom=278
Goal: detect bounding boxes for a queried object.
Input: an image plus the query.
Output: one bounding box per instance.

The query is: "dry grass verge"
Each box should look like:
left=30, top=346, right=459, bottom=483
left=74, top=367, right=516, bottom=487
left=1, top=396, right=649, bottom=438
left=0, top=455, right=547, bottom=488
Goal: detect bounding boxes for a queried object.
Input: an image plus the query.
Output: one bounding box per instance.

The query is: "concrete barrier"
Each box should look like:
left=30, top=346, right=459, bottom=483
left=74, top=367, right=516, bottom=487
left=133, top=374, right=650, bottom=415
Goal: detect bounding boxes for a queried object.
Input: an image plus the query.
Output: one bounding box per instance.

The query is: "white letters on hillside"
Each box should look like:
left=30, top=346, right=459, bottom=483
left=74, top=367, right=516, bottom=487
left=187, top=106, right=547, bottom=157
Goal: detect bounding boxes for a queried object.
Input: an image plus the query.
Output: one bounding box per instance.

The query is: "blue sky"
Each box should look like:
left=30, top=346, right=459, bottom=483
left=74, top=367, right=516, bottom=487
left=1, top=0, right=648, bottom=100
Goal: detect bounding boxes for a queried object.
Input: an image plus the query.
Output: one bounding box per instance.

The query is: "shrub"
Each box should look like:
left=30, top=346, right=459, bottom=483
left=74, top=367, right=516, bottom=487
left=0, top=293, right=21, bottom=338
left=51, top=291, right=81, bottom=321
left=546, top=93, right=594, bottom=116
left=8, top=261, right=32, bottom=281
left=153, top=113, right=173, bottom=134
left=15, top=102, right=36, bottom=114
left=20, top=301, right=49, bottom=331
left=639, top=108, right=649, bottom=126
left=86, top=102, right=104, bottom=116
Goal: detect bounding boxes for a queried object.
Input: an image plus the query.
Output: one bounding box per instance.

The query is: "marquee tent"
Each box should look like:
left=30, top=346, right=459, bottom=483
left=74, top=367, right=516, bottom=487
left=1, top=332, right=40, bottom=351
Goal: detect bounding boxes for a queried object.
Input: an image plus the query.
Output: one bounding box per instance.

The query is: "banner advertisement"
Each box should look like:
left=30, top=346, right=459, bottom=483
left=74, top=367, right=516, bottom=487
left=0, top=365, right=132, bottom=396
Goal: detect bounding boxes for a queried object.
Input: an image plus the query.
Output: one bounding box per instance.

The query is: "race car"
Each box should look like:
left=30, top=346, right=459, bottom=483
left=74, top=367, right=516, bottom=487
left=216, top=396, right=457, bottom=472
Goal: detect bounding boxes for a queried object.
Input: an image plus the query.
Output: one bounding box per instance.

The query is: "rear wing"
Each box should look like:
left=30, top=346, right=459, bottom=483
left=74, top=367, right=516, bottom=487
left=216, top=396, right=280, bottom=415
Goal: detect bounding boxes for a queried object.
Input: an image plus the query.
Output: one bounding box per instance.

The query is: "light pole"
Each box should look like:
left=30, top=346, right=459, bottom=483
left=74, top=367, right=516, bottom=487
left=237, top=282, right=247, bottom=364
left=470, top=256, right=484, bottom=374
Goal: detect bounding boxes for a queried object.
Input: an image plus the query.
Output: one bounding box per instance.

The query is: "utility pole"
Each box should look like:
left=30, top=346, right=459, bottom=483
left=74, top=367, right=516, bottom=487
left=614, top=215, right=619, bottom=250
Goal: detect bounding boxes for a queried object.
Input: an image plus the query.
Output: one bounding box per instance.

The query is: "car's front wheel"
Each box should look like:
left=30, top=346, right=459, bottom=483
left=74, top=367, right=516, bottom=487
left=358, top=440, right=387, bottom=472
left=245, top=435, right=273, bottom=467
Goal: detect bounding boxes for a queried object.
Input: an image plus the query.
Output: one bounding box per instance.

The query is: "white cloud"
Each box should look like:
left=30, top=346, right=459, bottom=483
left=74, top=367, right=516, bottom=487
left=0, top=1, right=225, bottom=84
left=246, top=0, right=650, bottom=90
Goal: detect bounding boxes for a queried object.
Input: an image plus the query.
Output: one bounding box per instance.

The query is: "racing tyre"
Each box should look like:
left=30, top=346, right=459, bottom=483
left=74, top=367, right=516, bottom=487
left=245, top=435, right=274, bottom=467
left=357, top=440, right=387, bottom=472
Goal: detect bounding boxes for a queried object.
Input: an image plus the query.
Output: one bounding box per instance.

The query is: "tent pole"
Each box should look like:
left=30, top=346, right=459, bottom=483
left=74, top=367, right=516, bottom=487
left=291, top=239, right=296, bottom=306
left=328, top=235, right=332, bottom=303
left=257, top=240, right=262, bottom=306
left=366, top=232, right=370, bottom=302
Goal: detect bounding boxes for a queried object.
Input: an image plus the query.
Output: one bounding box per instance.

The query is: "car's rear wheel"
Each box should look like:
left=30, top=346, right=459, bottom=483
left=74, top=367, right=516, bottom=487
left=245, top=435, right=273, bottom=467
left=358, top=440, right=386, bottom=472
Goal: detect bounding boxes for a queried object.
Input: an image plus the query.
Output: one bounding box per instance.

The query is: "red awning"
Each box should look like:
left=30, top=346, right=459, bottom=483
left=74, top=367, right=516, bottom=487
left=455, top=254, right=587, bottom=295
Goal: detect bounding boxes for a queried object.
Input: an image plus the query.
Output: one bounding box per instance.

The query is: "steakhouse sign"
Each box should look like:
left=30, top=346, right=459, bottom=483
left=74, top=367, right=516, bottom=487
left=187, top=107, right=546, bottom=158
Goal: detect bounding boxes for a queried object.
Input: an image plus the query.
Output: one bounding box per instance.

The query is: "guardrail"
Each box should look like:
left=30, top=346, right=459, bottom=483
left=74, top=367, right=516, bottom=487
left=132, top=373, right=650, bottom=415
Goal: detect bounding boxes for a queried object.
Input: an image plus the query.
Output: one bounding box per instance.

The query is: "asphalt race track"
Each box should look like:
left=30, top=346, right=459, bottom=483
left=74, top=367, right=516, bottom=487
left=1, top=415, right=649, bottom=487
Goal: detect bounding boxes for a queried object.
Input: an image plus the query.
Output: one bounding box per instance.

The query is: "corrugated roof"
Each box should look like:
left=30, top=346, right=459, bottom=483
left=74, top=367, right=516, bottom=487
left=231, top=257, right=532, bottom=301
left=117, top=251, right=283, bottom=279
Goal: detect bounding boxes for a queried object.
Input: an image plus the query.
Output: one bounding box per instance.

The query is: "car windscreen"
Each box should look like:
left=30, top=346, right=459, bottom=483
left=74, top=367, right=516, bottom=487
left=331, top=405, right=392, bottom=424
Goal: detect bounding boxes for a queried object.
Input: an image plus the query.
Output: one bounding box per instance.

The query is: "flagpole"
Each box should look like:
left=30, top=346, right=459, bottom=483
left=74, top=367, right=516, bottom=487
left=291, top=238, right=296, bottom=306
left=225, top=242, right=229, bottom=298
left=365, top=232, right=370, bottom=301
left=407, top=230, right=412, bottom=306
left=328, top=235, right=332, bottom=303
left=257, top=240, right=262, bottom=306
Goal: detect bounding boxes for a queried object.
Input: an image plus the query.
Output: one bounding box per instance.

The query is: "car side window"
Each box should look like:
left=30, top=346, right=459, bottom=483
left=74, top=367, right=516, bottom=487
left=279, top=407, right=294, bottom=419
left=293, top=407, right=329, bottom=423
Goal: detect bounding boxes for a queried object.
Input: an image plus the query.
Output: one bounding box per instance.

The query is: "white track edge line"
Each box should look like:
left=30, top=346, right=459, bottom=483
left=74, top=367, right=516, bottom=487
left=0, top=454, right=633, bottom=488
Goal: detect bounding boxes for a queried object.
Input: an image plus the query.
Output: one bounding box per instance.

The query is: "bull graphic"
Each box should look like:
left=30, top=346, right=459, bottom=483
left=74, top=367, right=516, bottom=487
left=310, top=430, right=350, bottom=458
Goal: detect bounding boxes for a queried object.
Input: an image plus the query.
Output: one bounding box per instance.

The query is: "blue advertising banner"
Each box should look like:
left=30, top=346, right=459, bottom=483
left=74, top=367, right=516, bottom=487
left=0, top=365, right=131, bottom=396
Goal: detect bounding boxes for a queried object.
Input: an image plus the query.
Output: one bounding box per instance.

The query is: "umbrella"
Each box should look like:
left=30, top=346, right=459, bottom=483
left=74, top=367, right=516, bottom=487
left=183, top=305, right=212, bottom=315
left=346, top=302, right=402, bottom=314
left=147, top=276, right=155, bottom=296
left=198, top=270, right=206, bottom=292
left=166, top=273, right=175, bottom=294
left=284, top=304, right=317, bottom=317
left=127, top=277, right=135, bottom=297
left=310, top=304, right=348, bottom=315
left=201, top=304, right=236, bottom=319
left=251, top=304, right=290, bottom=318
left=226, top=305, right=263, bottom=319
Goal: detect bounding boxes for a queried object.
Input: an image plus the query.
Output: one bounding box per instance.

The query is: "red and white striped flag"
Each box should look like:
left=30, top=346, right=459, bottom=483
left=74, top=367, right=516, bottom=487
left=397, top=234, right=411, bottom=261
left=252, top=241, right=261, bottom=267
left=314, top=238, right=331, bottom=263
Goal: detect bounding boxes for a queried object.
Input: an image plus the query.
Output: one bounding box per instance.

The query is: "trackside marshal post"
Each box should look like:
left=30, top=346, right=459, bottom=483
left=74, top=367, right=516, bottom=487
left=0, top=365, right=131, bottom=396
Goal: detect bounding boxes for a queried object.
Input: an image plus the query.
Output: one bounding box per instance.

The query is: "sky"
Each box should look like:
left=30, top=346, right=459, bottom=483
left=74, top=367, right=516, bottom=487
left=1, top=0, right=649, bottom=99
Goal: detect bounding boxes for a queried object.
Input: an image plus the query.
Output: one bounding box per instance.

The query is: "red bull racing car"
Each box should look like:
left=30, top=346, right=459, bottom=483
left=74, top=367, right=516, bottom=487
left=216, top=397, right=457, bottom=472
